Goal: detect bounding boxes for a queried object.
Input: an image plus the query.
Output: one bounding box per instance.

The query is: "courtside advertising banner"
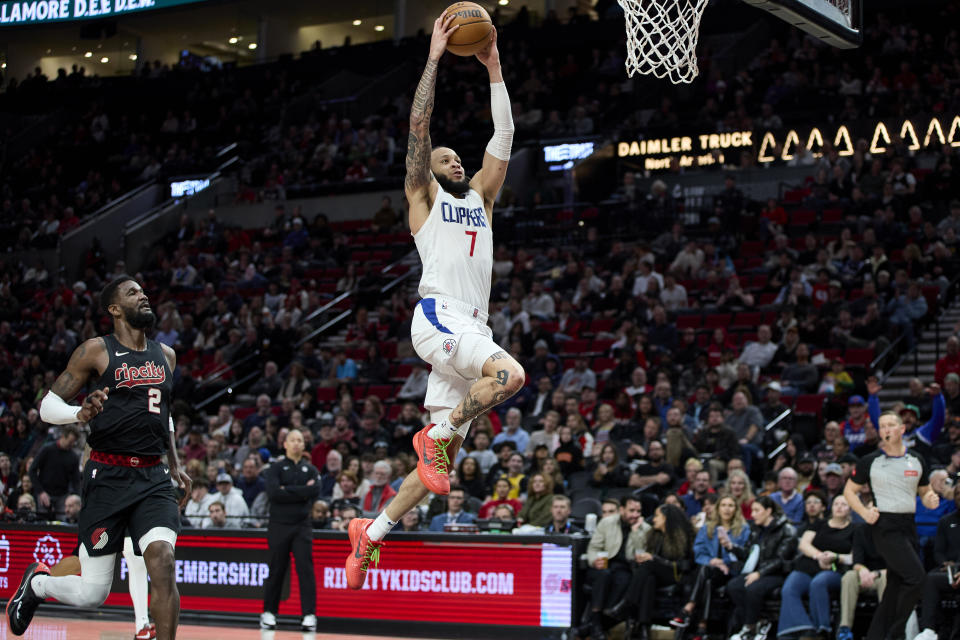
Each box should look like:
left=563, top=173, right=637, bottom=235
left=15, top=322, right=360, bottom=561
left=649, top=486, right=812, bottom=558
left=0, top=526, right=573, bottom=628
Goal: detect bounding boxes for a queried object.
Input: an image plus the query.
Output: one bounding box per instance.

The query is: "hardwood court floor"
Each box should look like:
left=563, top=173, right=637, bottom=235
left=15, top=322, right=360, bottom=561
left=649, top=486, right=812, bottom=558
left=0, top=615, right=446, bottom=640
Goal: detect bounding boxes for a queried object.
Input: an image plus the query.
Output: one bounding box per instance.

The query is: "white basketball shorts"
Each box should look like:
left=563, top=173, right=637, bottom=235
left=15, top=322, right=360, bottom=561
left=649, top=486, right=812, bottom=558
left=411, top=296, right=503, bottom=420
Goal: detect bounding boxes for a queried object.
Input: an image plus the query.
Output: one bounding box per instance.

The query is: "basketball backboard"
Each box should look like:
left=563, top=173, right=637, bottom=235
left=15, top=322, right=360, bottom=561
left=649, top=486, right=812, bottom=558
left=740, top=0, right=862, bottom=48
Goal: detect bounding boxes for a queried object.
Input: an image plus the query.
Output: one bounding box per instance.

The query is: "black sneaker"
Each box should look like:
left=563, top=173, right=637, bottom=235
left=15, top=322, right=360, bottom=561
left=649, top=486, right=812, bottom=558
left=5, top=561, right=50, bottom=636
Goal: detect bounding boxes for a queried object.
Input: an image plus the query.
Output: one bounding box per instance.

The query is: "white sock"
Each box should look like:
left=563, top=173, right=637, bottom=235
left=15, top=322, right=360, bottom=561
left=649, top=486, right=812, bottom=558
left=428, top=419, right=456, bottom=440
left=366, top=512, right=397, bottom=542
left=124, top=538, right=150, bottom=630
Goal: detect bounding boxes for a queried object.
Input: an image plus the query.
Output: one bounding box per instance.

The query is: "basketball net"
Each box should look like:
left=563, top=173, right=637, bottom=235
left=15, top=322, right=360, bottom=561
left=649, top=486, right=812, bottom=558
left=618, top=0, right=709, bottom=84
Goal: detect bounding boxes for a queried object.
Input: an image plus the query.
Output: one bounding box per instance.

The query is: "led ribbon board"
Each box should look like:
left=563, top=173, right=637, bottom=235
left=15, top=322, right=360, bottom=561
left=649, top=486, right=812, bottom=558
left=0, top=0, right=206, bottom=26
left=618, top=115, right=960, bottom=171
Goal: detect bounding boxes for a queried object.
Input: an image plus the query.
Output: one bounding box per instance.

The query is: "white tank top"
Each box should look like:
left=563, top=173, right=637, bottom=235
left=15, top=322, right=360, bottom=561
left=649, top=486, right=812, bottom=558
left=413, top=186, right=492, bottom=313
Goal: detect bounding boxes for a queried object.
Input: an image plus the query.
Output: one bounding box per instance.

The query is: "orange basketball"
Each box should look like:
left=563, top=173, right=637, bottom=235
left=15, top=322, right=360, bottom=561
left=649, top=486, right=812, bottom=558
left=445, top=2, right=493, bottom=57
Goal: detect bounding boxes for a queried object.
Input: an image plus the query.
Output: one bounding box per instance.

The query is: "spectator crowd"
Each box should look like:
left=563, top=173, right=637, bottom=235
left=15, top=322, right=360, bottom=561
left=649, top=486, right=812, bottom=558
left=2, top=2, right=960, bottom=639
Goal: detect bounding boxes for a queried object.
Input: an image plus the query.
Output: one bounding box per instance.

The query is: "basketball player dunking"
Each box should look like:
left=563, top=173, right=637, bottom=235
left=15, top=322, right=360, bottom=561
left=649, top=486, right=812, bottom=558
left=6, top=276, right=190, bottom=639
left=345, top=12, right=524, bottom=588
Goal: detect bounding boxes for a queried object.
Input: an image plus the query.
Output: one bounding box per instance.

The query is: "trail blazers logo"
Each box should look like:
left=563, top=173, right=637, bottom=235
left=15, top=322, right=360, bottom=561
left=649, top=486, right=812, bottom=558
left=114, top=361, right=166, bottom=388
left=92, top=528, right=109, bottom=550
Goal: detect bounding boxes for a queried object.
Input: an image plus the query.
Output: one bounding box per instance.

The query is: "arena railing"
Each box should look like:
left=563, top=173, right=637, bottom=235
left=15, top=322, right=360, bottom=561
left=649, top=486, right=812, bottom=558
left=193, top=250, right=419, bottom=411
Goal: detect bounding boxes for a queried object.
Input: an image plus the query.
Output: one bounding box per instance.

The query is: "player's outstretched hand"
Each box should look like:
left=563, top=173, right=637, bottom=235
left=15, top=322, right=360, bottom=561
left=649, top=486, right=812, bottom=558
left=429, top=11, right=459, bottom=60
left=928, top=383, right=942, bottom=396
left=174, top=469, right=192, bottom=508
left=475, top=27, right=499, bottom=68
left=77, top=387, right=109, bottom=423
left=866, top=377, right=882, bottom=396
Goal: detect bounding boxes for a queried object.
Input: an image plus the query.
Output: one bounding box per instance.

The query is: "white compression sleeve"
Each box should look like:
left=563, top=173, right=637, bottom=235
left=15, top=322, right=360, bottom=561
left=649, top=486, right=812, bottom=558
left=123, top=537, right=150, bottom=630
left=486, top=82, right=514, bottom=161
left=39, top=391, right=81, bottom=425
left=32, top=546, right=115, bottom=608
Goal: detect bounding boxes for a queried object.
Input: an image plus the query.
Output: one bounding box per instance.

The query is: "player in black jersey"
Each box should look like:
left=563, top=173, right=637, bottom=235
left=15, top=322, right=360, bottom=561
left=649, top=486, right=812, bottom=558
left=844, top=410, right=939, bottom=640
left=5, top=275, right=190, bottom=639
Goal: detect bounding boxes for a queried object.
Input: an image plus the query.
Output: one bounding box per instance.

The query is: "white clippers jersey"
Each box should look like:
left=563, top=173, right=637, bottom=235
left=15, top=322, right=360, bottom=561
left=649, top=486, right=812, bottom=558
left=413, top=186, right=493, bottom=314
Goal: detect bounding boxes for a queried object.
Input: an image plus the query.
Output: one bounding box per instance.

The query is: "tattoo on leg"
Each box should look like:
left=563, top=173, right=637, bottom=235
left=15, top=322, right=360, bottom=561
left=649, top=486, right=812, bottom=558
left=461, top=393, right=484, bottom=419
left=496, top=370, right=509, bottom=386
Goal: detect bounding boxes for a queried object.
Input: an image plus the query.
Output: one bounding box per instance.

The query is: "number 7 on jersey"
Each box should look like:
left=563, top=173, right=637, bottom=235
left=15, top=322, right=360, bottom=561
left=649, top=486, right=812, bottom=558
left=465, top=230, right=477, bottom=257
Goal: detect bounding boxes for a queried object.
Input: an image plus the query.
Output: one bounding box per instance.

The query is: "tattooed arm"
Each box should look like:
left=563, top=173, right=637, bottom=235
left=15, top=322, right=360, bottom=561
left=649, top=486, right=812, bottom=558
left=41, top=337, right=110, bottom=424
left=407, top=11, right=459, bottom=234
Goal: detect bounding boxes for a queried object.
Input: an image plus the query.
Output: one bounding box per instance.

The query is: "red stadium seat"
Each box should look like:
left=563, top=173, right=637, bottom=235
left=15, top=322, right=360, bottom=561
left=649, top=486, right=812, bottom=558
left=676, top=315, right=702, bottom=330
left=844, top=348, right=874, bottom=368
left=794, top=394, right=825, bottom=417
left=592, top=357, right=616, bottom=372
left=591, top=339, right=616, bottom=354
left=814, top=349, right=842, bottom=364
left=590, top=318, right=616, bottom=334
left=234, top=407, right=257, bottom=421
left=732, top=312, right=762, bottom=328
left=822, top=208, right=844, bottom=223
left=922, top=287, right=940, bottom=315
left=366, top=385, right=394, bottom=401
left=562, top=339, right=591, bottom=354
left=317, top=387, right=337, bottom=403
left=704, top=314, right=732, bottom=329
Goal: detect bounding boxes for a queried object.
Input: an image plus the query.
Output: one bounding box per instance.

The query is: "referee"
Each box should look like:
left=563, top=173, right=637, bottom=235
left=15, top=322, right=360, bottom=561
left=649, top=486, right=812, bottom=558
left=260, top=428, right=321, bottom=632
left=844, top=410, right=940, bottom=640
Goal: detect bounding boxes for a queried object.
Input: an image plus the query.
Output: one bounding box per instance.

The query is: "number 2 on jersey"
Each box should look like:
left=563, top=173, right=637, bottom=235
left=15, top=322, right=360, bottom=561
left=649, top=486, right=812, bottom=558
left=148, top=388, right=162, bottom=414
left=465, top=230, right=477, bottom=257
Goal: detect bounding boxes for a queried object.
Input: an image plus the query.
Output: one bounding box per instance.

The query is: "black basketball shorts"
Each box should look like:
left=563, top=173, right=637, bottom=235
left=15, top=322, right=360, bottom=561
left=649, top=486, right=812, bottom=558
left=77, top=459, right=180, bottom=557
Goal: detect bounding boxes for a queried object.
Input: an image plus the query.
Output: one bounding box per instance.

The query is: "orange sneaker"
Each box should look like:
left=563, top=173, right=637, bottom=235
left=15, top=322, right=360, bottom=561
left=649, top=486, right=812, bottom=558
left=413, top=424, right=452, bottom=495
left=345, top=518, right=383, bottom=590
left=134, top=624, right=155, bottom=640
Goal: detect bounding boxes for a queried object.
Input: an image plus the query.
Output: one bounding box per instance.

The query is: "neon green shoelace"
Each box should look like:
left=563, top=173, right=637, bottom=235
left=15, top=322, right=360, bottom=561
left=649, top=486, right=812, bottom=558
left=433, top=438, right=452, bottom=475
left=361, top=543, right=382, bottom=571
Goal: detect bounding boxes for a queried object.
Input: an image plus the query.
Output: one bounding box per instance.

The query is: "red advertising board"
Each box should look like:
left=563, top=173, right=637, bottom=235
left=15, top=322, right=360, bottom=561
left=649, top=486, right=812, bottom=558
left=0, top=526, right=574, bottom=628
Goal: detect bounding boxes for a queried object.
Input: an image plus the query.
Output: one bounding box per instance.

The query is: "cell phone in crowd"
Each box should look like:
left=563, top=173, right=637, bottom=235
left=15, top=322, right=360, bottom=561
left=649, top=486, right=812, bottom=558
left=949, top=564, right=955, bottom=585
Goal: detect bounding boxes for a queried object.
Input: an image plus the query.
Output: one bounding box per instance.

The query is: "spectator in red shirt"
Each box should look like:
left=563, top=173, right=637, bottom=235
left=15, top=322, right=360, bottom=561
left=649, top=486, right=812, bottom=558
left=478, top=477, right=524, bottom=519
left=362, top=461, right=397, bottom=513
left=760, top=198, right=787, bottom=238
left=935, top=336, right=960, bottom=386
left=579, top=386, right=598, bottom=423
left=892, top=61, right=917, bottom=90
left=183, top=427, right=207, bottom=462
left=310, top=422, right=336, bottom=470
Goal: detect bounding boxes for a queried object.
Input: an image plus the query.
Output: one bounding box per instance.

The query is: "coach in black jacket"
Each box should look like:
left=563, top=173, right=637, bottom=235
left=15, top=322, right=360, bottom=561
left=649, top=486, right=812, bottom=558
left=916, top=495, right=960, bottom=639
left=260, top=428, right=321, bottom=632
